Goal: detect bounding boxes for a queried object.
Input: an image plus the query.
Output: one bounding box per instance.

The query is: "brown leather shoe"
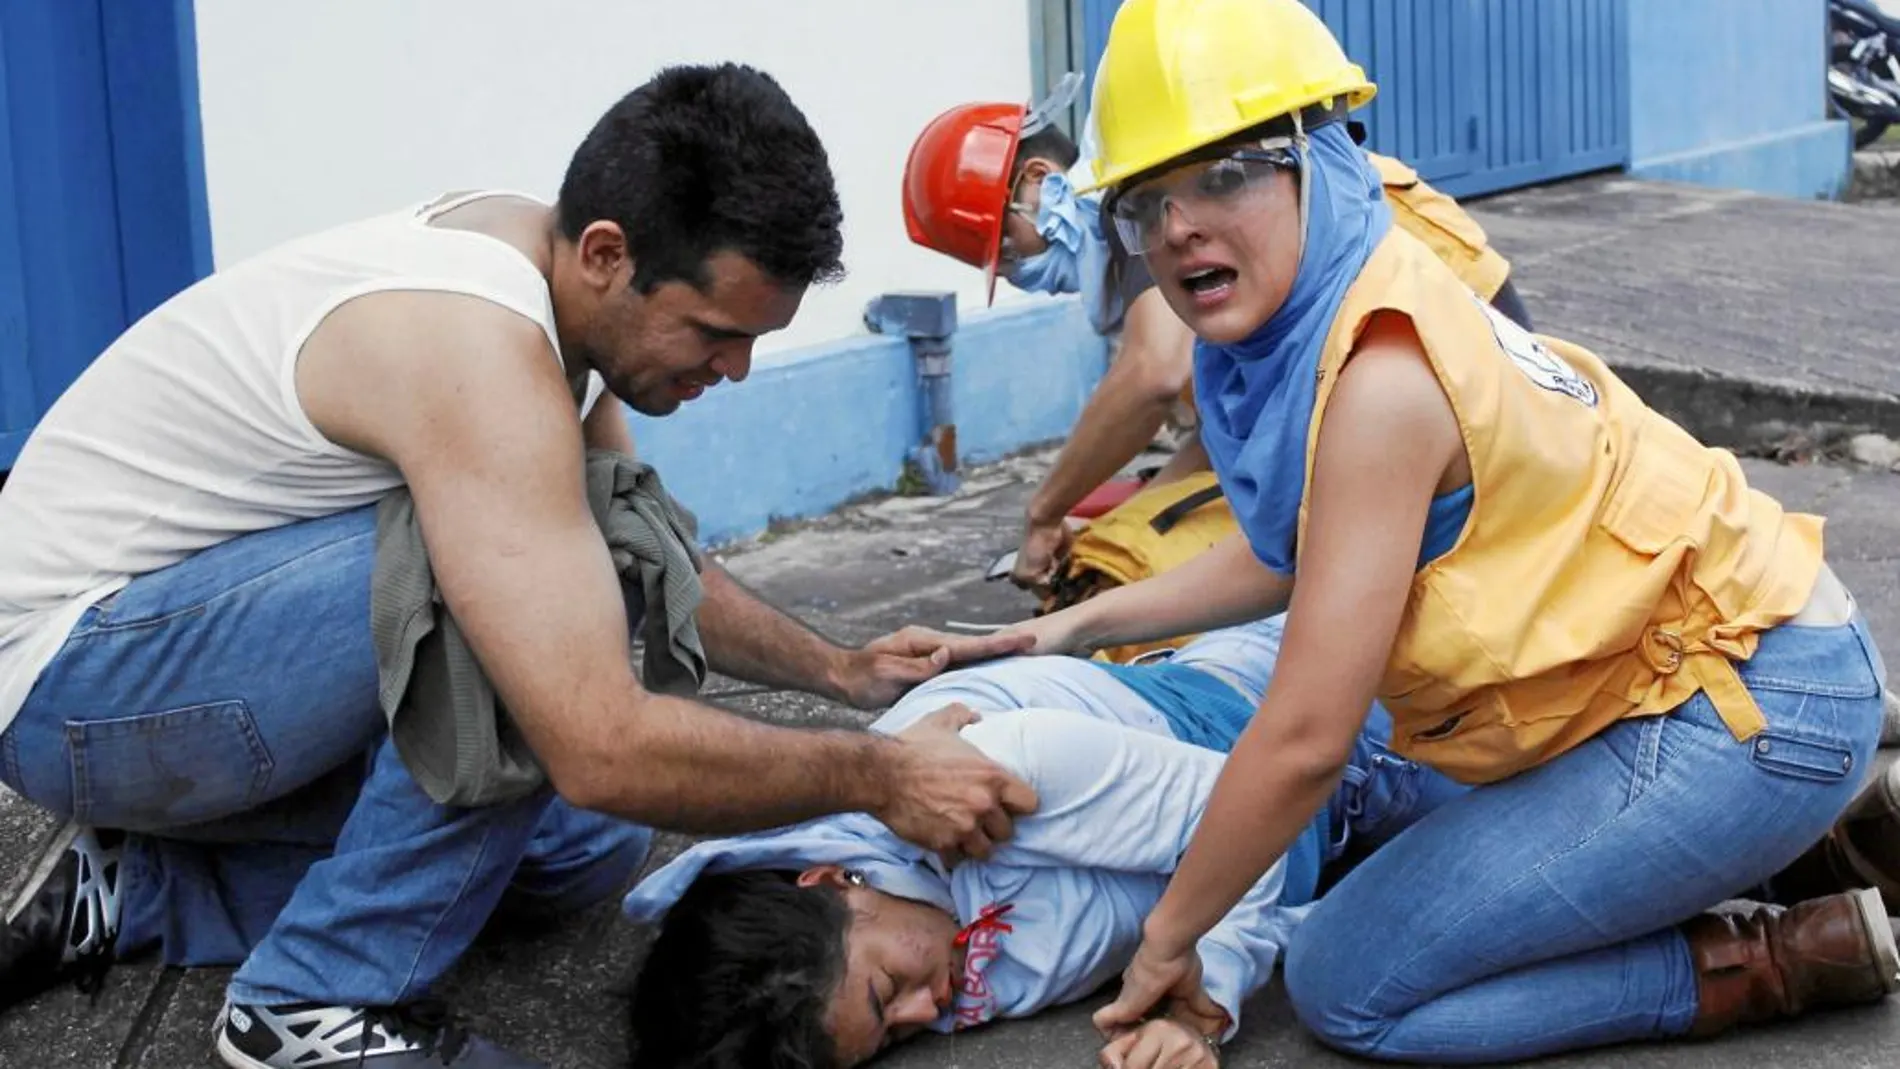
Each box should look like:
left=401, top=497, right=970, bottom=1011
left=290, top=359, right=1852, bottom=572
left=1683, top=887, right=1900, bottom=1037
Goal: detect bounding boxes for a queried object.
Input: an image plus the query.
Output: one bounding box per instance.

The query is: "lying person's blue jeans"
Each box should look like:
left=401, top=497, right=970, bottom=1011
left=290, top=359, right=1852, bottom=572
left=1283, top=612, right=1890, bottom=1063
left=0, top=505, right=650, bottom=1008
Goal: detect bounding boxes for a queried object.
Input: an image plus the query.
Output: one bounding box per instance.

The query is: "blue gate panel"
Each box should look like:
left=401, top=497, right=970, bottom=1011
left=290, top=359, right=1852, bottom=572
left=1315, top=0, right=1629, bottom=198
left=101, top=0, right=213, bottom=326
left=1310, top=0, right=1484, bottom=183
left=0, top=0, right=210, bottom=470
left=1073, top=0, right=1632, bottom=202
left=1534, top=0, right=1629, bottom=183
left=0, top=0, right=126, bottom=470
left=0, top=32, right=33, bottom=462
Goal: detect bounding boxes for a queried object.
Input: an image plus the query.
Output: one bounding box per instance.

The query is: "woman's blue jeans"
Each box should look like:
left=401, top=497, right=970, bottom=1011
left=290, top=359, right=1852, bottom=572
left=1283, top=612, right=1890, bottom=1063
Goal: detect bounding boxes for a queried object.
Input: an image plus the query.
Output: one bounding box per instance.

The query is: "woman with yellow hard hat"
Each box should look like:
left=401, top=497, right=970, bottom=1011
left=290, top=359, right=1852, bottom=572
left=1001, top=0, right=1898, bottom=1063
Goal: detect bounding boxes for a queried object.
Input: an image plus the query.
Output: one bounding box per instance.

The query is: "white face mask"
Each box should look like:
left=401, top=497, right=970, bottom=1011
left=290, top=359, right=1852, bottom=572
left=1003, top=172, right=1091, bottom=295
left=1005, top=169, right=1131, bottom=336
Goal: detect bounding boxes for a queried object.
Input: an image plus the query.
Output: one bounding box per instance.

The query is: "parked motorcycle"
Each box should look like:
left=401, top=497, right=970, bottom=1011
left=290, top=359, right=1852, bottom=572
left=1830, top=0, right=1900, bottom=148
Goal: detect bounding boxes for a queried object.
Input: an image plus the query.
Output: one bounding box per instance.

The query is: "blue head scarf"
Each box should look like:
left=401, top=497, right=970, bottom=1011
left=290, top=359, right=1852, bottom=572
left=1192, top=122, right=1393, bottom=575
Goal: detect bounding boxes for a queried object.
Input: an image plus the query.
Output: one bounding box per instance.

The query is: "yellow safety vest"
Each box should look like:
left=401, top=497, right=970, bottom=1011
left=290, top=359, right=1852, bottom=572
left=1370, top=154, right=1512, bottom=302
left=1298, top=229, right=1823, bottom=784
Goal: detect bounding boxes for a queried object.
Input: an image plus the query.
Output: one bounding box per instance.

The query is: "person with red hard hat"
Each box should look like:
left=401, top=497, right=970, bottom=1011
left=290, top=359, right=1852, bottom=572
left=902, top=75, right=1079, bottom=302
left=903, top=76, right=1217, bottom=595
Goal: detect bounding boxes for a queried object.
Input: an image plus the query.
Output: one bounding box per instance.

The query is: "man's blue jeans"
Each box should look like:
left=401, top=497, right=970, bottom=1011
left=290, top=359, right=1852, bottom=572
left=0, top=505, right=652, bottom=1008
left=1282, top=612, right=1890, bottom=1063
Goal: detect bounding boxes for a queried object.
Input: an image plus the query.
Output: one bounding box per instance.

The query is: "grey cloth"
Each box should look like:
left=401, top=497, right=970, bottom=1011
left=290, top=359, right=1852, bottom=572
left=371, top=450, right=707, bottom=806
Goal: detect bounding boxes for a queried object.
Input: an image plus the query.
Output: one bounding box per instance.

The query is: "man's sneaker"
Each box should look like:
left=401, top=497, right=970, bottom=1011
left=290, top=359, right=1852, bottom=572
left=215, top=999, right=548, bottom=1068
left=0, top=821, right=123, bottom=1009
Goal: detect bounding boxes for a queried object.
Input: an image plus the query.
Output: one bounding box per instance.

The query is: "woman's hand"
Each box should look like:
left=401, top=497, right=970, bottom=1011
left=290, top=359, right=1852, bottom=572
left=997, top=605, right=1091, bottom=658
left=1097, top=1018, right=1219, bottom=1069
left=1092, top=938, right=1212, bottom=1037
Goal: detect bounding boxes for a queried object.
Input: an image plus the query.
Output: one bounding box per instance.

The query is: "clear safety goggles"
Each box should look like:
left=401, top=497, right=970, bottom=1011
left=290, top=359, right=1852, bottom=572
left=1105, top=138, right=1300, bottom=254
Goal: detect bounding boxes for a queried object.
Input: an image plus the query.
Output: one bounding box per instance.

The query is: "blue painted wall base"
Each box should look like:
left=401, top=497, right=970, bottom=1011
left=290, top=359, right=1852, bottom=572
left=1625, top=0, right=1847, bottom=201
left=1630, top=120, right=1852, bottom=200
left=624, top=297, right=1107, bottom=546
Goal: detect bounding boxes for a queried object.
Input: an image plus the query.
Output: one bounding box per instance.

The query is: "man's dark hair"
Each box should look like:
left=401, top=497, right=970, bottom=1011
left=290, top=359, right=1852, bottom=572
left=558, top=63, right=846, bottom=294
left=1015, top=124, right=1080, bottom=175
left=629, top=871, right=851, bottom=1069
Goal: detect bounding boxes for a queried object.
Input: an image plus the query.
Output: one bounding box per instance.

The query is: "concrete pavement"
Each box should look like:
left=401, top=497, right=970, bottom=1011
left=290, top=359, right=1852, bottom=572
left=1471, top=175, right=1900, bottom=454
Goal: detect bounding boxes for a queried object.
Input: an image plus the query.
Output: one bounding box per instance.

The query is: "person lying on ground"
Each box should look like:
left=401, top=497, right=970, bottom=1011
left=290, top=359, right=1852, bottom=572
left=621, top=615, right=1463, bottom=1068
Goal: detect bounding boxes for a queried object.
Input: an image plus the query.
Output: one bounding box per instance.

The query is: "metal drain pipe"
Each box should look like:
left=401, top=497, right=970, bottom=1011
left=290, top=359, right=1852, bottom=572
left=864, top=291, right=960, bottom=495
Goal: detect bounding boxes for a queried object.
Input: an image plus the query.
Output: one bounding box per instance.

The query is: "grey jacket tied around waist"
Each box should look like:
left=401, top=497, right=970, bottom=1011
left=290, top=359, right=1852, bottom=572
left=371, top=450, right=708, bottom=807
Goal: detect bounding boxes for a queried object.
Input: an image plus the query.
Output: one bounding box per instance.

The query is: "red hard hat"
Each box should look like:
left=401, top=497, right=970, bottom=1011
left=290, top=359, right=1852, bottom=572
left=902, top=102, right=1026, bottom=305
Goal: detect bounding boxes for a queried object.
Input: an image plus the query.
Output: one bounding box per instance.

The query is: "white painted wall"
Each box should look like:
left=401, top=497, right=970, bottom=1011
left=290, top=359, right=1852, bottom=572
left=193, top=0, right=1047, bottom=358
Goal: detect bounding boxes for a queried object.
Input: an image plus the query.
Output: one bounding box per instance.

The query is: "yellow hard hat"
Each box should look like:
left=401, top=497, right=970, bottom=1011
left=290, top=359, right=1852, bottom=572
left=1083, top=0, right=1377, bottom=194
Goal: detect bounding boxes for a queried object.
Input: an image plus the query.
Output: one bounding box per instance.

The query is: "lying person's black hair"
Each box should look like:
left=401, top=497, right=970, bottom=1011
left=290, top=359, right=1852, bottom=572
left=629, top=870, right=851, bottom=1069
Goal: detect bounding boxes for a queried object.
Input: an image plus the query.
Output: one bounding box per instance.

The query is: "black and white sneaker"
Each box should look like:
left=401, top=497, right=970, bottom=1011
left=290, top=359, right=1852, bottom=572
left=0, top=821, right=123, bottom=1009
left=215, top=999, right=546, bottom=1068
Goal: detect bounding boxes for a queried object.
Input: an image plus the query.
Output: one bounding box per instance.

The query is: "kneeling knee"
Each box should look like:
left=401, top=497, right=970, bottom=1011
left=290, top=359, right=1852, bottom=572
left=583, top=824, right=655, bottom=898
left=1284, top=929, right=1396, bottom=1057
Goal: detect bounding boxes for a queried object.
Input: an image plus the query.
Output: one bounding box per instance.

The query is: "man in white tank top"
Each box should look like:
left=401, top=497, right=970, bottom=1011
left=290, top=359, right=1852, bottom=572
left=0, top=64, right=1035, bottom=1069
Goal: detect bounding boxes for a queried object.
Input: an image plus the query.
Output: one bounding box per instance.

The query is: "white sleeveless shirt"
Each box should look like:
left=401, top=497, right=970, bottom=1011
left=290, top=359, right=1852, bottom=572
left=0, top=191, right=604, bottom=732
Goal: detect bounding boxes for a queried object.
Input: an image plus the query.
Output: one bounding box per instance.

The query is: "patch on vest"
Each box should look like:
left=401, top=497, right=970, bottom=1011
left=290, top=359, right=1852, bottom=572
left=1475, top=296, right=1599, bottom=408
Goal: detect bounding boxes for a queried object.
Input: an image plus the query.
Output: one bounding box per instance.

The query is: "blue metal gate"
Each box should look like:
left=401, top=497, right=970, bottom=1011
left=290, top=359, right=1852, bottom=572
left=1309, top=0, right=1487, bottom=185
left=1069, top=0, right=1631, bottom=199
left=0, top=0, right=210, bottom=470
left=1453, top=0, right=1631, bottom=197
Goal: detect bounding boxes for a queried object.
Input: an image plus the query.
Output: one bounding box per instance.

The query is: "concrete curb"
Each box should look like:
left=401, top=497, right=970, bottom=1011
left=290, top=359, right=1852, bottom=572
left=1611, top=356, right=1900, bottom=456
left=1847, top=147, right=1900, bottom=201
